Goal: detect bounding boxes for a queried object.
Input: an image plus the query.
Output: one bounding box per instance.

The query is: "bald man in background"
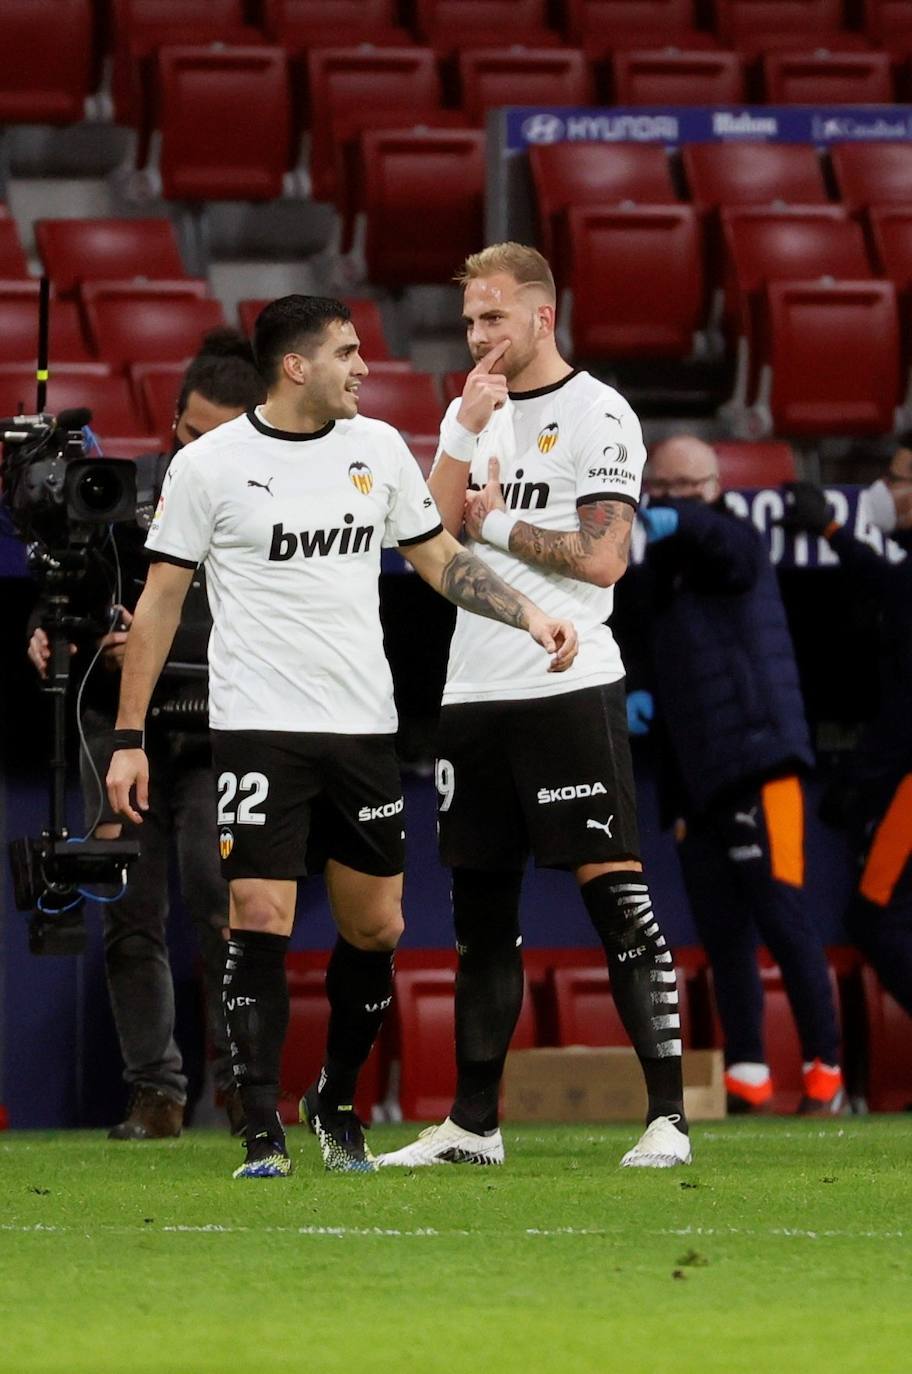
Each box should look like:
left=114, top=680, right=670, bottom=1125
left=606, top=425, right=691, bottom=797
left=630, top=435, right=844, bottom=1114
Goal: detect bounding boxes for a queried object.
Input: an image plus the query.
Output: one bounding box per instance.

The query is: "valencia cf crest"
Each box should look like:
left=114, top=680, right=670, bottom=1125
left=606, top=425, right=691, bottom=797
left=219, top=829, right=234, bottom=860
left=349, top=460, right=374, bottom=494
left=537, top=423, right=559, bottom=454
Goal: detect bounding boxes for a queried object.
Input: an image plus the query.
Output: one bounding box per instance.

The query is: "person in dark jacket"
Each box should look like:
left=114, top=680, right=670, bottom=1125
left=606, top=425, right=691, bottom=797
left=27, top=330, right=265, bottom=1139
left=780, top=444, right=912, bottom=1023
left=631, top=435, right=844, bottom=1114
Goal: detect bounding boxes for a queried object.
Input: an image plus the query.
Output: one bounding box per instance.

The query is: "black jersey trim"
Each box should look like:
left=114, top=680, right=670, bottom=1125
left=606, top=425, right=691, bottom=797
left=576, top=491, right=639, bottom=511
left=246, top=409, right=336, bottom=442
left=397, top=522, right=443, bottom=548
left=148, top=551, right=199, bottom=569
left=508, top=368, right=580, bottom=402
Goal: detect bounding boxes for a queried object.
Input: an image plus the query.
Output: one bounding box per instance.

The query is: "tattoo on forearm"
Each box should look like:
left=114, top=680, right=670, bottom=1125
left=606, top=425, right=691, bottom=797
left=508, top=499, right=633, bottom=579
left=440, top=549, right=530, bottom=628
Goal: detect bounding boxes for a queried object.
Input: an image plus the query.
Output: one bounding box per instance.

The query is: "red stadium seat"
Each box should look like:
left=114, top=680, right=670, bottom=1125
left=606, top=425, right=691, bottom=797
left=762, top=50, right=894, bottom=102
left=0, top=298, right=93, bottom=365
left=357, top=363, right=442, bottom=436
left=361, top=128, right=486, bottom=287
left=0, top=364, right=148, bottom=437
left=396, top=967, right=535, bottom=1120
left=831, top=142, right=912, bottom=211
left=109, top=1, right=262, bottom=136
left=131, top=361, right=185, bottom=434
left=34, top=219, right=187, bottom=296
left=157, top=46, right=292, bottom=201
left=861, top=967, right=912, bottom=1111
left=262, top=0, right=410, bottom=49
left=0, top=221, right=30, bottom=281
left=0, top=0, right=94, bottom=124
left=278, top=967, right=382, bottom=1123
left=713, top=440, right=797, bottom=487
left=682, top=142, right=829, bottom=210
left=307, top=47, right=445, bottom=206
left=530, top=142, right=678, bottom=281
left=564, top=0, right=697, bottom=45
left=721, top=206, right=874, bottom=413
left=612, top=49, right=746, bottom=104
left=869, top=205, right=912, bottom=295
left=552, top=965, right=691, bottom=1048
left=83, top=287, right=225, bottom=370
left=457, top=48, right=593, bottom=125
left=722, top=205, right=872, bottom=327
left=567, top=204, right=705, bottom=358
left=238, top=296, right=394, bottom=360
left=864, top=0, right=912, bottom=55
left=714, top=0, right=846, bottom=53
left=415, top=0, right=557, bottom=50
left=766, top=279, right=901, bottom=435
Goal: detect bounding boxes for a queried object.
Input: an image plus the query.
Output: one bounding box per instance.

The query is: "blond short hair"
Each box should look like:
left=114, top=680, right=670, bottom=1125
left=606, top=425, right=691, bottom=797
left=456, top=242, right=556, bottom=302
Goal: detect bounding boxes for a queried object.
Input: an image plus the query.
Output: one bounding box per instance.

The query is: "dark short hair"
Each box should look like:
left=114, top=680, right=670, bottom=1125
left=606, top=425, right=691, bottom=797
left=252, top=295, right=352, bottom=385
left=177, top=327, right=265, bottom=414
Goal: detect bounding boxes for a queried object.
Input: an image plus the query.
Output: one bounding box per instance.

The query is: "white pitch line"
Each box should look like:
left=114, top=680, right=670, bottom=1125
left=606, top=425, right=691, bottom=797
left=0, top=1222, right=905, bottom=1241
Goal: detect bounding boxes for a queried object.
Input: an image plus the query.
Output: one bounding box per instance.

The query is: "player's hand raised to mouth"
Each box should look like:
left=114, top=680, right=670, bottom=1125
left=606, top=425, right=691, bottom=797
left=457, top=339, right=510, bottom=435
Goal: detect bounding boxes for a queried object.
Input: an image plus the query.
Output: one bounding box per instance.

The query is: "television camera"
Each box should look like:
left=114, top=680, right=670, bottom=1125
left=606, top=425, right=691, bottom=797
left=3, top=399, right=140, bottom=954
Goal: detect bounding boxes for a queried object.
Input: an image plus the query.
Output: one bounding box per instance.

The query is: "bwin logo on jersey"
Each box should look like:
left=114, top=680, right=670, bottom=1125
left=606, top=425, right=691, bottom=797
left=537, top=422, right=559, bottom=454
left=269, top=517, right=374, bottom=560
left=538, top=782, right=608, bottom=804
left=349, top=460, right=373, bottom=495
left=219, top=828, right=234, bottom=859
left=468, top=468, right=550, bottom=511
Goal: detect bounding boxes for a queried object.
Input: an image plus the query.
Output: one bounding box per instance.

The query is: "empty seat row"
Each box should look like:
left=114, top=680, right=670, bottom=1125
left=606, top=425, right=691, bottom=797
left=277, top=950, right=910, bottom=1120
left=563, top=201, right=907, bottom=433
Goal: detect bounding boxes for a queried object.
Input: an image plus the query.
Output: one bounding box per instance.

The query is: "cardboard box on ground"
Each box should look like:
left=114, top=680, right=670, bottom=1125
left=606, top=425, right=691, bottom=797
left=503, top=1048, right=725, bottom=1122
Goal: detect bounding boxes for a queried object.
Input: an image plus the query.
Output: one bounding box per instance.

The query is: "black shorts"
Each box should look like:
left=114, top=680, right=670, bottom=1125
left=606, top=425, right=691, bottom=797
left=209, top=730, right=405, bottom=881
left=436, top=682, right=640, bottom=872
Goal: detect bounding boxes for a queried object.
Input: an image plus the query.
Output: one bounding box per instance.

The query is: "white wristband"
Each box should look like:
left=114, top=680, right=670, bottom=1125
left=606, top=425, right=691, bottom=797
left=481, top=509, right=518, bottom=551
left=439, top=415, right=478, bottom=463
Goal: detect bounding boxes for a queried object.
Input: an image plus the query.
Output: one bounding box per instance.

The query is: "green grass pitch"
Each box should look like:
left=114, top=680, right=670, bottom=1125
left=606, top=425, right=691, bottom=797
left=1, top=1118, right=910, bottom=1374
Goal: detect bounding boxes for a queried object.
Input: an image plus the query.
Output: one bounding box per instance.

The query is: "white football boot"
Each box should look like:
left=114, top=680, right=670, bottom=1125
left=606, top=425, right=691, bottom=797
left=620, top=1114, right=692, bottom=1168
left=377, top=1117, right=505, bottom=1167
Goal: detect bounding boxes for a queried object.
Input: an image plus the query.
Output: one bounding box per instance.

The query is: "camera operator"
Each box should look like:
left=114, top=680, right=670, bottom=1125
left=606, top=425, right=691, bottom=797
left=27, top=329, right=265, bottom=1139
left=780, top=440, right=912, bottom=1021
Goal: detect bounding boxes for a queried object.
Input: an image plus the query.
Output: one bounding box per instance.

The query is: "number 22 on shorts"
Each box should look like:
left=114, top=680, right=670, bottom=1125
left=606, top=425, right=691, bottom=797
left=217, top=771, right=269, bottom=825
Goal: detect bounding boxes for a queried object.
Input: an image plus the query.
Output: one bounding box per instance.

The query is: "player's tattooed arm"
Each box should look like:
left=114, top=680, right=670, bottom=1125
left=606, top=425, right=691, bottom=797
left=439, top=547, right=528, bottom=627
left=463, top=458, right=633, bottom=588
left=401, top=530, right=579, bottom=671
left=509, top=499, right=634, bottom=586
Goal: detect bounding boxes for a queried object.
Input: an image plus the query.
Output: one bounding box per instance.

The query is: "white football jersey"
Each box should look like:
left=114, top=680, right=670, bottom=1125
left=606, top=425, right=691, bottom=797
left=146, top=408, right=441, bottom=733
left=437, top=369, right=645, bottom=704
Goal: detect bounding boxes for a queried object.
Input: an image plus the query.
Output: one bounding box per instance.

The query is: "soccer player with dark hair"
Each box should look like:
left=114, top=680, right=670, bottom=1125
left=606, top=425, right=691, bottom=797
left=379, top=244, right=691, bottom=1171
left=28, top=327, right=266, bottom=1140
left=106, top=294, right=578, bottom=1179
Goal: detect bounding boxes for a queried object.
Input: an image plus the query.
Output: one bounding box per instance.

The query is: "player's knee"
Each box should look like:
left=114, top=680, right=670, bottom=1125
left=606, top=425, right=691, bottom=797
left=94, top=822, right=122, bottom=841
left=453, top=868, right=523, bottom=965
left=345, top=904, right=404, bottom=951
left=230, top=885, right=292, bottom=935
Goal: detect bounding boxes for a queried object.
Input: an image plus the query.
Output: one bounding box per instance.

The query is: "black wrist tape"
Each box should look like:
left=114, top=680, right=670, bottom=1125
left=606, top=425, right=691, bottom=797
left=111, top=728, right=144, bottom=751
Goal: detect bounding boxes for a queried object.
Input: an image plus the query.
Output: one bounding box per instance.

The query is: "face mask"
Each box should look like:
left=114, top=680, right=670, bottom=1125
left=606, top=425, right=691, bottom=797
left=863, top=479, right=897, bottom=533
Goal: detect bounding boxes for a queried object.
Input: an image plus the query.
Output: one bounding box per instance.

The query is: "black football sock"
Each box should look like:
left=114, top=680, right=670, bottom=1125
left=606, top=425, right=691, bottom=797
left=320, top=936, right=395, bottom=1113
left=581, top=871, right=688, bottom=1131
left=223, top=928, right=290, bottom=1145
left=450, top=868, right=524, bottom=1136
